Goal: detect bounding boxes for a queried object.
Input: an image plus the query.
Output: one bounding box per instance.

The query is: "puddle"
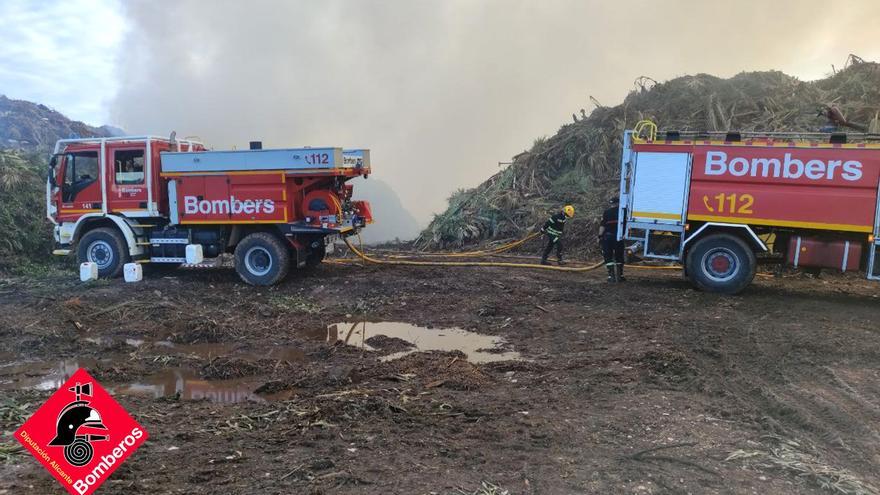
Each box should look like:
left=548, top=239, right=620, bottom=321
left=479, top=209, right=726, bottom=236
left=148, top=341, right=307, bottom=363
left=0, top=360, right=293, bottom=403
left=0, top=359, right=94, bottom=391
left=326, top=321, right=521, bottom=363
left=0, top=339, right=307, bottom=403
left=0, top=323, right=520, bottom=400
left=82, top=337, right=145, bottom=348
left=110, top=369, right=283, bottom=404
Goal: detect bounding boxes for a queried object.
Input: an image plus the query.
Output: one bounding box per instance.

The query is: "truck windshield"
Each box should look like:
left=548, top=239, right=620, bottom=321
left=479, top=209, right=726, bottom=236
left=62, top=151, right=99, bottom=202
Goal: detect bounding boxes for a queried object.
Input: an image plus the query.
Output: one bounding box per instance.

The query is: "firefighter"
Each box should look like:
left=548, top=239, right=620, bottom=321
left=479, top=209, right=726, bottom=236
left=599, top=197, right=625, bottom=282
left=540, top=205, right=574, bottom=265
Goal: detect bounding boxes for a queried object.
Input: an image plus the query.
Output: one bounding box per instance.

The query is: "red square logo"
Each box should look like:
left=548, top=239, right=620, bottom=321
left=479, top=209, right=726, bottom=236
left=14, top=368, right=149, bottom=495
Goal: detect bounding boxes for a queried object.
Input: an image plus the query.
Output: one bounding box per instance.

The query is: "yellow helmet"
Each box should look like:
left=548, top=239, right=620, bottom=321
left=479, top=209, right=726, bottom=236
left=563, top=205, right=575, bottom=218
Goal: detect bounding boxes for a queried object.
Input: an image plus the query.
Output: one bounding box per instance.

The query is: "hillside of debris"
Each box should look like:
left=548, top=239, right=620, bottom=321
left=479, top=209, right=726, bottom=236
left=418, top=55, right=880, bottom=253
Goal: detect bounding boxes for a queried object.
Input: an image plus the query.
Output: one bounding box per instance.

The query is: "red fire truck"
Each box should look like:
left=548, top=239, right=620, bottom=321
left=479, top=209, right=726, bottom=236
left=618, top=121, right=880, bottom=293
left=47, top=135, right=372, bottom=285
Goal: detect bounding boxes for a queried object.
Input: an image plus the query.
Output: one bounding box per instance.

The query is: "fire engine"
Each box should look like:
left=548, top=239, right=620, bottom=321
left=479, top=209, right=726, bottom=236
left=46, top=135, right=372, bottom=285
left=618, top=121, right=880, bottom=293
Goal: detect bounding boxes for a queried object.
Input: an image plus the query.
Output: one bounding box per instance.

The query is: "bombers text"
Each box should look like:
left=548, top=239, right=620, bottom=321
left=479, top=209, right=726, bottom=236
left=184, top=195, right=276, bottom=215
left=704, top=151, right=863, bottom=181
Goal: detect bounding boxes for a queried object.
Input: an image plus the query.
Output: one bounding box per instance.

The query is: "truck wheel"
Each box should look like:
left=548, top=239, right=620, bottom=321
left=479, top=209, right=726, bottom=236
left=685, top=233, right=756, bottom=294
left=77, top=227, right=130, bottom=278
left=234, top=232, right=290, bottom=286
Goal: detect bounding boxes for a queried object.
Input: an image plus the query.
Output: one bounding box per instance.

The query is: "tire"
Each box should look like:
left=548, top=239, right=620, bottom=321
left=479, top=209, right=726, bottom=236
left=77, top=227, right=130, bottom=278
left=685, top=233, right=756, bottom=294
left=234, top=232, right=290, bottom=286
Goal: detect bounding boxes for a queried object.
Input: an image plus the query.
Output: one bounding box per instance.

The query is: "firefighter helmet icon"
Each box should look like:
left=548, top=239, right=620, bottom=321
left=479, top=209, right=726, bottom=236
left=48, top=382, right=108, bottom=466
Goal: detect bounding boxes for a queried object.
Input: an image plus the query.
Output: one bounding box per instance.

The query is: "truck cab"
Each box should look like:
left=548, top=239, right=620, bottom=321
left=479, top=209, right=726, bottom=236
left=50, top=138, right=201, bottom=223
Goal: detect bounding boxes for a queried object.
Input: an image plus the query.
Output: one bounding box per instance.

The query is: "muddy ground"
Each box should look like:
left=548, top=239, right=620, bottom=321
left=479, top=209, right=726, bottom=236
left=1, top=257, right=879, bottom=494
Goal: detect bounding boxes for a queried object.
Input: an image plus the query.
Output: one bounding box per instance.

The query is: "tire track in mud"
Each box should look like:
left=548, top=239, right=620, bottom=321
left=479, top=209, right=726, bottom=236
left=677, top=290, right=880, bottom=490
left=4, top=266, right=880, bottom=494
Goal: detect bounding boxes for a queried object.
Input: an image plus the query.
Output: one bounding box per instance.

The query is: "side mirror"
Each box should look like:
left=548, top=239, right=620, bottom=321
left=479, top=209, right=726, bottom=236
left=48, top=155, right=58, bottom=188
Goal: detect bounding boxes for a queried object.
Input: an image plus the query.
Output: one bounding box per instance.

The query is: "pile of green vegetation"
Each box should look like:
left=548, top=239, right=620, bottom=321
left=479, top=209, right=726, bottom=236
left=418, top=56, right=880, bottom=256
left=0, top=149, right=52, bottom=266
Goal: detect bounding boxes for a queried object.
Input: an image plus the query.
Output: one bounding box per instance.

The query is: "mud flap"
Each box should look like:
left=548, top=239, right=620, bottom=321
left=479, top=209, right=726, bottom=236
left=287, top=236, right=308, bottom=268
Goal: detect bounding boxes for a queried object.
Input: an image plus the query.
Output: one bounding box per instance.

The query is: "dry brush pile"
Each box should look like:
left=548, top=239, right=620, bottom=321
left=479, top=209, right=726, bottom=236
left=418, top=56, right=880, bottom=256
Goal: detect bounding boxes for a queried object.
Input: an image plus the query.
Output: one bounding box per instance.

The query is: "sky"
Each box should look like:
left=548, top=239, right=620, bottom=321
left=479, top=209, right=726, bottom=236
left=0, top=0, right=126, bottom=124
left=2, top=0, right=880, bottom=226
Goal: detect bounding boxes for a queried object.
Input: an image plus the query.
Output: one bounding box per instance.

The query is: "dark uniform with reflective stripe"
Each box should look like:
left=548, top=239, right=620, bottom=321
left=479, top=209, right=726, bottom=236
left=541, top=211, right=567, bottom=264
left=600, top=205, right=625, bottom=280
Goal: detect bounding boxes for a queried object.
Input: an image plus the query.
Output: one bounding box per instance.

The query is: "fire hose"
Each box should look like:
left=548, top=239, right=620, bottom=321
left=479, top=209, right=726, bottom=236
left=338, top=233, right=682, bottom=273
left=377, top=232, right=542, bottom=259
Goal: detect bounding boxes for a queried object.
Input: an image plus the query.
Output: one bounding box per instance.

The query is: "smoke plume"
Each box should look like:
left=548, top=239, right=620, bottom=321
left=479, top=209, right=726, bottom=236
left=112, top=0, right=880, bottom=235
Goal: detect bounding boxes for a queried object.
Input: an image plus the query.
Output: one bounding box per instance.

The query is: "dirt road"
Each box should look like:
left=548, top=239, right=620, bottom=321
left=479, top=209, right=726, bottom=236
left=1, top=260, right=879, bottom=494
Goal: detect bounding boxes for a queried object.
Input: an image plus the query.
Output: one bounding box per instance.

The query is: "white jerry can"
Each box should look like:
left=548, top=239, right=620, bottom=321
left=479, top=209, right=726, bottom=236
left=79, top=262, right=98, bottom=282
left=123, top=263, right=143, bottom=283
left=185, top=244, right=204, bottom=264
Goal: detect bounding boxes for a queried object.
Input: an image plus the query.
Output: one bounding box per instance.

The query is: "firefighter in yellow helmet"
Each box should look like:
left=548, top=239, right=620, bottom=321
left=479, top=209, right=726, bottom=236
left=540, top=205, right=574, bottom=265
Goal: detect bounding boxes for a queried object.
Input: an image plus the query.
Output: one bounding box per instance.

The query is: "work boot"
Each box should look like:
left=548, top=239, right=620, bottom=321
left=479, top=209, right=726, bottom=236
left=541, top=258, right=550, bottom=266
left=606, top=265, right=616, bottom=282
left=616, top=264, right=626, bottom=282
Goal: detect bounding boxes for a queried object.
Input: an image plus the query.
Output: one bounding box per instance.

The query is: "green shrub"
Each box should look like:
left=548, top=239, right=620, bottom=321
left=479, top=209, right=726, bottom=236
left=0, top=150, right=52, bottom=262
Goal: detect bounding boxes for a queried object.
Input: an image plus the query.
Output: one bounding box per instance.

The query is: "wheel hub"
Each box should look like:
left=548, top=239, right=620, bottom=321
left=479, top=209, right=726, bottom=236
left=87, top=240, right=114, bottom=269
left=710, top=254, right=731, bottom=273
left=244, top=246, right=273, bottom=276
left=702, top=248, right=738, bottom=282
